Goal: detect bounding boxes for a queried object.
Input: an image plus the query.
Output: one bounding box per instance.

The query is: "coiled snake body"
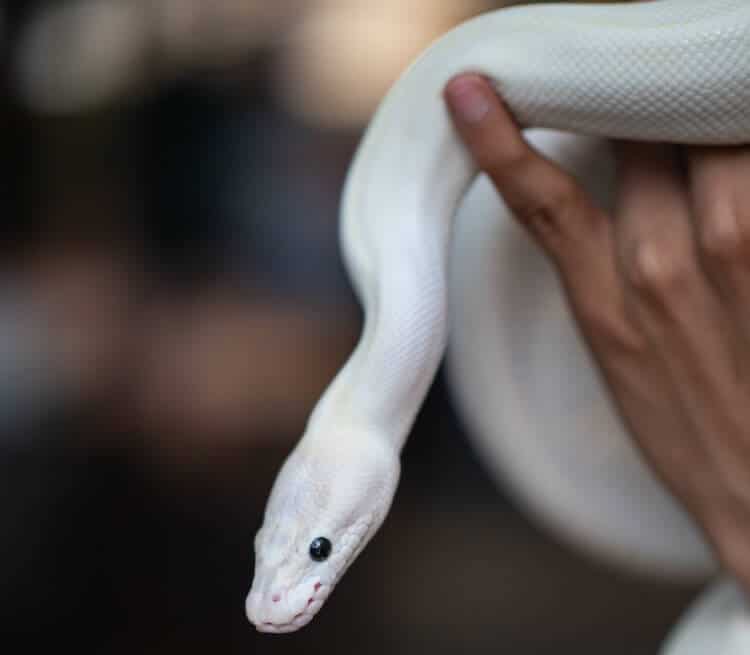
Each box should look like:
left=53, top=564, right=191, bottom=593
left=247, top=1, right=750, bottom=649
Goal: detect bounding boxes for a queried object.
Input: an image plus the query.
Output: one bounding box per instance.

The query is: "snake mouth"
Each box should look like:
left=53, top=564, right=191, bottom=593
left=256, top=610, right=316, bottom=634
left=250, top=583, right=330, bottom=634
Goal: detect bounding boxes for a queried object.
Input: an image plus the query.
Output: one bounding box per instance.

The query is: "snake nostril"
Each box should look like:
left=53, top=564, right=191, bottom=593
left=271, top=594, right=281, bottom=603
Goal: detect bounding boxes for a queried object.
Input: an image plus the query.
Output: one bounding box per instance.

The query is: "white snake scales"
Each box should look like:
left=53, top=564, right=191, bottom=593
left=246, top=0, right=750, bottom=644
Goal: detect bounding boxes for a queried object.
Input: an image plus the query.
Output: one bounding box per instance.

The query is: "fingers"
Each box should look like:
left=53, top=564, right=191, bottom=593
left=686, top=146, right=750, bottom=335
left=615, top=144, right=750, bottom=512
left=443, top=75, right=697, bottom=490
left=445, top=75, right=601, bottom=258
left=444, top=74, right=635, bottom=353
left=444, top=75, right=750, bottom=576
left=614, top=142, right=700, bottom=319
left=615, top=143, right=741, bottom=408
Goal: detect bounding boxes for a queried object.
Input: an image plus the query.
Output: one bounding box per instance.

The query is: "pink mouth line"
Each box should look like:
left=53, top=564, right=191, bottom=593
left=258, top=609, right=314, bottom=633
left=257, top=583, right=328, bottom=633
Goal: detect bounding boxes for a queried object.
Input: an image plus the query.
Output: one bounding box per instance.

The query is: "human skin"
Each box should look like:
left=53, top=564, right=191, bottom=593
left=444, top=73, right=750, bottom=590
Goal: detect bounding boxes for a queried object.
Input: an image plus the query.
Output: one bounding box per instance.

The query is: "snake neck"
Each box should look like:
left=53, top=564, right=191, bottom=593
left=306, top=182, right=469, bottom=451
left=305, top=111, right=475, bottom=451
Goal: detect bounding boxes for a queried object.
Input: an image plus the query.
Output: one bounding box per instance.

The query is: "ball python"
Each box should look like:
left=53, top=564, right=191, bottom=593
left=246, top=0, right=750, bottom=644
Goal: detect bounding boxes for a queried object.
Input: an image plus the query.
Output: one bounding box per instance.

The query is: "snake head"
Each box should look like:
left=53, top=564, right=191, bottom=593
left=246, top=432, right=400, bottom=633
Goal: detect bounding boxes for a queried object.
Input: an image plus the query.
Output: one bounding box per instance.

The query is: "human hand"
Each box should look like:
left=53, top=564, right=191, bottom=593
left=444, top=74, right=750, bottom=588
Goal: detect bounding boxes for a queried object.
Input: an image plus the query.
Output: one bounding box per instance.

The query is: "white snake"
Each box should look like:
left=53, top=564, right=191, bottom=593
left=246, top=0, right=750, bottom=642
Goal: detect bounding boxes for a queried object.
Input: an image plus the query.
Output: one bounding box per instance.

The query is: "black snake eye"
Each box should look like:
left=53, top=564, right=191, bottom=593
left=309, top=537, right=332, bottom=562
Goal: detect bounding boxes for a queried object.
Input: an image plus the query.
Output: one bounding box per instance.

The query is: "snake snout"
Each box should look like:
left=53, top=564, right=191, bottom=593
left=245, top=589, right=292, bottom=630
left=246, top=579, right=327, bottom=633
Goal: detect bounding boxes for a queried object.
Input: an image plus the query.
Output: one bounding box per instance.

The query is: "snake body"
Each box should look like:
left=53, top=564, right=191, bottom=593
left=247, top=0, right=750, bottom=645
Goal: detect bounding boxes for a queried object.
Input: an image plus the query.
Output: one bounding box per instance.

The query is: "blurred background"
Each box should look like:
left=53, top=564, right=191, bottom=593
left=2, top=0, right=703, bottom=652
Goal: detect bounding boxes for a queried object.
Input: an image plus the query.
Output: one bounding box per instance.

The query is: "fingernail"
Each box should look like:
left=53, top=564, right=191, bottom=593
left=446, top=76, right=490, bottom=124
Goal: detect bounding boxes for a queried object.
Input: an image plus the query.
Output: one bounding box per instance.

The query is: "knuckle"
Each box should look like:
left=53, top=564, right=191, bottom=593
left=541, top=177, right=583, bottom=218
left=699, top=205, right=749, bottom=264
left=624, top=239, right=694, bottom=299
left=516, top=177, right=587, bottom=231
